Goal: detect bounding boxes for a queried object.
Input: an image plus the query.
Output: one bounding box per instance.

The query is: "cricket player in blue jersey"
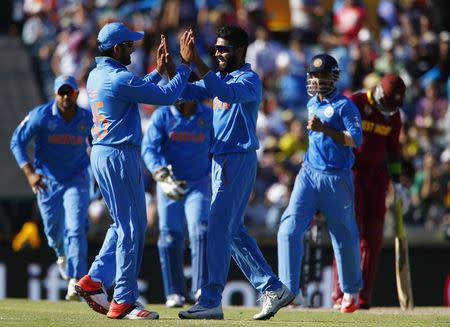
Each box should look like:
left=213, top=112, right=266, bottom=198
left=141, top=99, right=213, bottom=308
left=74, top=22, right=194, bottom=320
left=177, top=26, right=294, bottom=321
left=277, top=53, right=363, bottom=313
left=10, top=75, right=92, bottom=301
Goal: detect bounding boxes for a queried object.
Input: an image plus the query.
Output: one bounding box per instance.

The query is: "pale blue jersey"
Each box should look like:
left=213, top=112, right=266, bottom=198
left=180, top=63, right=260, bottom=154
left=304, top=89, right=362, bottom=171
left=10, top=101, right=93, bottom=181
left=87, top=57, right=191, bottom=146
left=142, top=104, right=213, bottom=181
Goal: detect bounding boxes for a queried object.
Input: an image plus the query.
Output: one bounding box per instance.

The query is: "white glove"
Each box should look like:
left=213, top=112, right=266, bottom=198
left=153, top=166, right=187, bottom=200
left=393, top=183, right=409, bottom=214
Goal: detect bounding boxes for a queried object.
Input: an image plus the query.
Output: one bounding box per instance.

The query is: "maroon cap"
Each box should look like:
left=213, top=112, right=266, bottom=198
left=379, top=74, right=406, bottom=108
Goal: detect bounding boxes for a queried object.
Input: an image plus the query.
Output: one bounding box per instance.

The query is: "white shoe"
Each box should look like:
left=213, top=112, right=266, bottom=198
left=340, top=293, right=359, bottom=313
left=166, top=294, right=185, bottom=308
left=178, top=303, right=224, bottom=320
left=107, top=301, right=159, bottom=320
left=56, top=256, right=68, bottom=280
left=253, top=284, right=295, bottom=320
left=65, top=278, right=80, bottom=301
left=333, top=297, right=342, bottom=310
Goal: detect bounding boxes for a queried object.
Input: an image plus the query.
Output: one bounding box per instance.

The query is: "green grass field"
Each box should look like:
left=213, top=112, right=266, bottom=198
left=0, top=300, right=449, bottom=326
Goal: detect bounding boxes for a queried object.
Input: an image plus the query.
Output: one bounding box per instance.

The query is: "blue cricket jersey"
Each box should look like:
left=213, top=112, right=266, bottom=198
left=304, top=89, right=362, bottom=171
left=87, top=57, right=191, bottom=146
left=180, top=64, right=261, bottom=155
left=10, top=101, right=93, bottom=181
left=141, top=104, right=213, bottom=181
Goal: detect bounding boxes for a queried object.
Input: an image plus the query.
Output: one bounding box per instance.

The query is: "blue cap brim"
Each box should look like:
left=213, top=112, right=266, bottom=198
left=129, top=31, right=144, bottom=41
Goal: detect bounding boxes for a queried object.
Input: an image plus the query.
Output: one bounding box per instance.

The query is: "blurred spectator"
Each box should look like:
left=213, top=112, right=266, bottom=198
left=245, top=24, right=284, bottom=78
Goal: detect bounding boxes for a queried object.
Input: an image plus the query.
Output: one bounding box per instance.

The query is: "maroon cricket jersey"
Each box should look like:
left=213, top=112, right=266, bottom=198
left=351, top=91, right=401, bottom=169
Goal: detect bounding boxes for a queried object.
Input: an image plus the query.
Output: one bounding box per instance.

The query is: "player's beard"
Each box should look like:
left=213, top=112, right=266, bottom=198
left=217, top=55, right=238, bottom=74
left=118, top=48, right=132, bottom=66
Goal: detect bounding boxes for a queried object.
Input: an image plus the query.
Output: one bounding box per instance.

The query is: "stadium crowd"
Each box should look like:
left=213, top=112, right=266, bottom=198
left=6, top=0, right=450, bottom=242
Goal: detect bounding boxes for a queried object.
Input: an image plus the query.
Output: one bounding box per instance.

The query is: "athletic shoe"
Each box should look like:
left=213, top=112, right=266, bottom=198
left=358, top=301, right=370, bottom=310
left=75, top=275, right=110, bottom=315
left=178, top=303, right=224, bottom=320
left=253, top=284, right=295, bottom=320
left=166, top=294, right=185, bottom=308
left=333, top=297, right=342, bottom=310
left=340, top=293, right=359, bottom=313
left=107, top=301, right=159, bottom=320
left=56, top=256, right=68, bottom=280
left=65, top=278, right=80, bottom=301
left=287, top=292, right=304, bottom=308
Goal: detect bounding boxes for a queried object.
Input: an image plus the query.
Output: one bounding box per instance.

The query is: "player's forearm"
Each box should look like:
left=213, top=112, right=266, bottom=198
left=21, top=162, right=35, bottom=177
left=321, top=125, right=356, bottom=147
left=193, top=54, right=211, bottom=78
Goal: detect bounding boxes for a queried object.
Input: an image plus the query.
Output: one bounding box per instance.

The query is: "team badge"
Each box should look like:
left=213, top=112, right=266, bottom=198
left=364, top=105, right=372, bottom=115
left=48, top=119, right=58, bottom=131
left=313, top=58, right=323, bottom=67
left=78, top=122, right=87, bottom=133
left=197, top=118, right=206, bottom=128
left=324, top=106, right=334, bottom=118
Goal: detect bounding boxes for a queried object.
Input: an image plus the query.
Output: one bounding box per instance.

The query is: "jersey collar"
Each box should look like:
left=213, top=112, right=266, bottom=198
left=95, top=56, right=127, bottom=69
left=313, top=88, right=339, bottom=104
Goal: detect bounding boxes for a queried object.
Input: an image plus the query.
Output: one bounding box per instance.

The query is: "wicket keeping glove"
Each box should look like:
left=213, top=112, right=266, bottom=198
left=393, top=183, right=409, bottom=214
left=153, top=165, right=187, bottom=200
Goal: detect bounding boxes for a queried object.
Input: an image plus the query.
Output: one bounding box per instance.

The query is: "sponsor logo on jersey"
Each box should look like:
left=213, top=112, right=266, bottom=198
left=362, top=120, right=392, bottom=136
left=47, top=134, right=83, bottom=144
left=169, top=131, right=206, bottom=142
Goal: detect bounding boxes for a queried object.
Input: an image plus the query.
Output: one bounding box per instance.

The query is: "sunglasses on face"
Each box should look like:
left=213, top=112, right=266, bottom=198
left=215, top=44, right=234, bottom=54
left=57, top=89, right=76, bottom=97
left=120, top=41, right=134, bottom=49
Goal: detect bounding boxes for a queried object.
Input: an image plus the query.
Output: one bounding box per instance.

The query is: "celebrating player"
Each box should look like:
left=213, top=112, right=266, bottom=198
left=177, top=25, right=294, bottom=321
left=10, top=75, right=92, bottom=301
left=141, top=99, right=212, bottom=307
left=74, top=22, right=193, bottom=320
left=277, top=53, right=363, bottom=313
left=332, top=74, right=408, bottom=309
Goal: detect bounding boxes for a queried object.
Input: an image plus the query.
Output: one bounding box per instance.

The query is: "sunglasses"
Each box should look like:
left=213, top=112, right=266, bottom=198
left=120, top=41, right=134, bottom=49
left=215, top=44, right=234, bottom=54
left=57, top=89, right=76, bottom=97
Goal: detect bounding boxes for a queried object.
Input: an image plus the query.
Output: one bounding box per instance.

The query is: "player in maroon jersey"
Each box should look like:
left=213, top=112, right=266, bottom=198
left=332, top=74, right=407, bottom=309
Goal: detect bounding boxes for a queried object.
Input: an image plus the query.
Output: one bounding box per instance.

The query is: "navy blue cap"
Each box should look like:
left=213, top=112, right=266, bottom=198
left=97, top=22, right=144, bottom=51
left=54, top=75, right=78, bottom=92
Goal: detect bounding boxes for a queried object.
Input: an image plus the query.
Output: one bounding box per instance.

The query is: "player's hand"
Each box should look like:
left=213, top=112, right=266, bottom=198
left=27, top=172, right=47, bottom=194
left=153, top=166, right=187, bottom=200
left=393, top=183, right=409, bottom=214
left=162, top=35, right=176, bottom=78
left=180, top=29, right=195, bottom=64
left=156, top=36, right=166, bottom=75
left=307, top=115, right=324, bottom=132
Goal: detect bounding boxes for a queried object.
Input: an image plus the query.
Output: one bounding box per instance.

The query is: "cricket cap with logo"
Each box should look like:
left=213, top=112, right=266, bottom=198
left=97, top=22, right=144, bottom=51
left=54, top=75, right=78, bottom=92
